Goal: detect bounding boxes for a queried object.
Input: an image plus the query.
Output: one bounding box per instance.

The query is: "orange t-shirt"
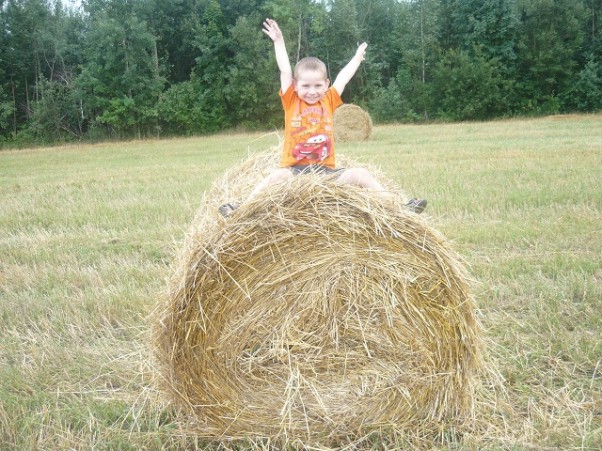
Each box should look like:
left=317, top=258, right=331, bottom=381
left=279, top=84, right=343, bottom=169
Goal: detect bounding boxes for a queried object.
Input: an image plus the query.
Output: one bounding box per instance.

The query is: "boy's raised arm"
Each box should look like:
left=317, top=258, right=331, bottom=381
left=332, top=42, right=367, bottom=96
left=262, top=19, right=293, bottom=94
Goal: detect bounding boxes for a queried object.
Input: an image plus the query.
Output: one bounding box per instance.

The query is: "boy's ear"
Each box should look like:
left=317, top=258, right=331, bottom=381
left=325, top=78, right=330, bottom=87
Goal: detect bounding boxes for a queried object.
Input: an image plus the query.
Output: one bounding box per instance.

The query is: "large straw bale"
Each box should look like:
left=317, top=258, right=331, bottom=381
left=154, top=149, right=483, bottom=448
left=334, top=104, right=373, bottom=142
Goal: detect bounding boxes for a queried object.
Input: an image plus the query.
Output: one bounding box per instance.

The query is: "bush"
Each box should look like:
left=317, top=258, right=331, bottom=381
left=565, top=57, right=602, bottom=112
left=432, top=49, right=511, bottom=121
left=157, top=78, right=228, bottom=135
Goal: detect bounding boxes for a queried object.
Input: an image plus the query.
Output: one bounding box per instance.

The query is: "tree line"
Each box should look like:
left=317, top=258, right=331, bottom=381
left=1, top=0, right=601, bottom=145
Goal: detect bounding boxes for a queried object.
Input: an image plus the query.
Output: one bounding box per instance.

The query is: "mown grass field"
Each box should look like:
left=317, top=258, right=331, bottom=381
left=1, top=115, right=601, bottom=449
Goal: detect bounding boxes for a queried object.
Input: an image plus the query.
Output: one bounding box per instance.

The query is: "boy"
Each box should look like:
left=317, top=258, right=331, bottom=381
left=220, top=18, right=426, bottom=216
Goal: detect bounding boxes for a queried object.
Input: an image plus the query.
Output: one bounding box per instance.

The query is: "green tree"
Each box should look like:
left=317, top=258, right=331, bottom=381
left=2, top=0, right=51, bottom=135
left=146, top=0, right=199, bottom=83
left=432, top=0, right=520, bottom=116
left=0, top=87, right=15, bottom=138
left=323, top=0, right=363, bottom=100
left=514, top=0, right=587, bottom=113
left=219, top=0, right=265, bottom=25
left=77, top=4, right=165, bottom=137
left=368, top=79, right=406, bottom=123
left=565, top=56, right=602, bottom=111
left=439, top=0, right=518, bottom=60
left=353, top=0, right=401, bottom=81
left=574, top=0, right=602, bottom=62
left=226, top=14, right=279, bottom=128
left=183, top=0, right=230, bottom=132
left=432, top=48, right=511, bottom=120
left=0, top=1, right=16, bottom=137
left=263, top=0, right=327, bottom=62
left=392, top=0, right=441, bottom=120
left=26, top=4, right=86, bottom=140
left=27, top=78, right=83, bottom=140
left=157, top=76, right=226, bottom=135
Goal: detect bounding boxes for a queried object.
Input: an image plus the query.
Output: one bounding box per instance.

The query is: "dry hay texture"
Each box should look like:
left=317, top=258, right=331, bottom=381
left=154, top=149, right=483, bottom=448
left=334, top=104, right=373, bottom=142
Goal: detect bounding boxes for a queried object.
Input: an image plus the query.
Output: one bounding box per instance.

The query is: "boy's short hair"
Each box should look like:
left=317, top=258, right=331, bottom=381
left=294, top=57, right=328, bottom=80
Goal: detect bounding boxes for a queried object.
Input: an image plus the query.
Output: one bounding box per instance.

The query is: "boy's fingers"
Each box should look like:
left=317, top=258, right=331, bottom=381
left=263, top=19, right=279, bottom=33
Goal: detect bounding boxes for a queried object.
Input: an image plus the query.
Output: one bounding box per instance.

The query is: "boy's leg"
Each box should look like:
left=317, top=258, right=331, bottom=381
left=336, top=167, right=384, bottom=190
left=220, top=168, right=294, bottom=217
left=248, top=168, right=294, bottom=198
left=337, top=167, right=427, bottom=214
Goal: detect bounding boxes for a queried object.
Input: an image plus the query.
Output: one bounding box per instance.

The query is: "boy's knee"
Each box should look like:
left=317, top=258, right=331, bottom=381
left=269, top=168, right=294, bottom=184
left=339, top=167, right=371, bottom=184
left=338, top=167, right=383, bottom=190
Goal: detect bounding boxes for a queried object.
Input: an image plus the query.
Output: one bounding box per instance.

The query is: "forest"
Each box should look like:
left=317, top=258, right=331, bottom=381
left=1, top=0, right=601, bottom=145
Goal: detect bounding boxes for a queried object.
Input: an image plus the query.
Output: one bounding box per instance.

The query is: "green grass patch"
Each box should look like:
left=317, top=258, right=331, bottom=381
left=1, top=117, right=601, bottom=449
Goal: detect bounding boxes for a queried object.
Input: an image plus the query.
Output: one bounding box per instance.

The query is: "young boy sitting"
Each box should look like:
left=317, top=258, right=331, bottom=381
left=220, top=18, right=426, bottom=216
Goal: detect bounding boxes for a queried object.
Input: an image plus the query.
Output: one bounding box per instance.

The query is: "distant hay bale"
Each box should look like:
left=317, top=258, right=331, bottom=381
left=154, top=149, right=483, bottom=447
left=334, top=104, right=373, bottom=142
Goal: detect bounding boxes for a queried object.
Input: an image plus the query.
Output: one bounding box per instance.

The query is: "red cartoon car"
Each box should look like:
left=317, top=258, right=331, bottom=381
left=293, top=134, right=331, bottom=162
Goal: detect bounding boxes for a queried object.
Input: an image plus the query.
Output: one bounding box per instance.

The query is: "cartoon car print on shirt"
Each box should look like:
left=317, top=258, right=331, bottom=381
left=293, top=134, right=331, bottom=162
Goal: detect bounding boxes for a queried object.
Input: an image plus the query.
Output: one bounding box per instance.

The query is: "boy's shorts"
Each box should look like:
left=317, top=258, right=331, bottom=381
left=289, top=164, right=346, bottom=176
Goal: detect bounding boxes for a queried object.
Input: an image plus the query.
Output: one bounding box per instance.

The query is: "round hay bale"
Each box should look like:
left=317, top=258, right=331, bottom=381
left=154, top=150, right=482, bottom=447
left=334, top=103, right=373, bottom=142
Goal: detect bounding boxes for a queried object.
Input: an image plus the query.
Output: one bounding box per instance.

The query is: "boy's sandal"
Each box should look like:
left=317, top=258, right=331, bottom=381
left=405, top=198, right=427, bottom=214
left=219, top=202, right=238, bottom=217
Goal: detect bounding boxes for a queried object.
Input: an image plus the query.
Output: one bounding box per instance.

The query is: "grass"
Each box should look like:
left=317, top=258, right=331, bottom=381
left=1, top=115, right=601, bottom=449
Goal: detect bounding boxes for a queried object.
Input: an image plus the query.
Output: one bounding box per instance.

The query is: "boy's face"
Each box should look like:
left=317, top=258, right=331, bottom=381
left=294, top=69, right=330, bottom=104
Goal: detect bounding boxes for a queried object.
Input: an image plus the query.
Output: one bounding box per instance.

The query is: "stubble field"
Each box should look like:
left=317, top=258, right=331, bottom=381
left=1, top=114, right=601, bottom=449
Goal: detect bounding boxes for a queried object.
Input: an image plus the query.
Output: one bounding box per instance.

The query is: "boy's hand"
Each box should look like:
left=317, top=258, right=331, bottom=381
left=262, top=18, right=292, bottom=93
left=332, top=42, right=368, bottom=95
left=262, top=18, right=283, bottom=42
left=355, top=42, right=368, bottom=61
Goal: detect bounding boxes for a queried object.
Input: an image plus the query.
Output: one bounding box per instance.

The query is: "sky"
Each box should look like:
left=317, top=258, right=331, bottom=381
left=61, top=0, right=82, bottom=11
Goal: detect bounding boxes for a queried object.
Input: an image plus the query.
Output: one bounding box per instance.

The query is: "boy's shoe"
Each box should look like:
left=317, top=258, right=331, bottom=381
left=405, top=198, right=427, bottom=214
left=219, top=202, right=238, bottom=217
